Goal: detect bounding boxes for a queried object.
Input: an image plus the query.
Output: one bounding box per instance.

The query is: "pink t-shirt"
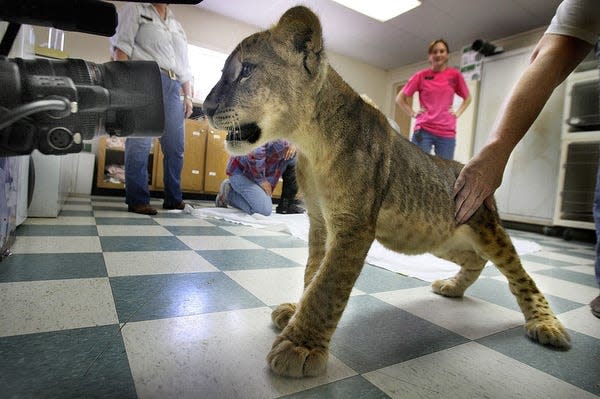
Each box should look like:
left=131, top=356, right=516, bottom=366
left=402, top=67, right=470, bottom=138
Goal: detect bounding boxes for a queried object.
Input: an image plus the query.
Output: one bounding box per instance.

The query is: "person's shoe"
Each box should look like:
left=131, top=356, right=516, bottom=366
left=591, top=294, right=600, bottom=318
left=163, top=201, right=185, bottom=210
left=276, top=199, right=305, bottom=214
left=215, top=179, right=230, bottom=208
left=128, top=204, right=158, bottom=215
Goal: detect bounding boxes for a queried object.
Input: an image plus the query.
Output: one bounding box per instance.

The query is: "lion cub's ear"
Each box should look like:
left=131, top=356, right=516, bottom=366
left=272, top=6, right=324, bottom=75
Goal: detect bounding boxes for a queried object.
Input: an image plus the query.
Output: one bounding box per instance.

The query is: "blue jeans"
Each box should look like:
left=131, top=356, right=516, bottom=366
left=125, top=73, right=184, bottom=206
left=227, top=157, right=296, bottom=216
left=411, top=129, right=456, bottom=160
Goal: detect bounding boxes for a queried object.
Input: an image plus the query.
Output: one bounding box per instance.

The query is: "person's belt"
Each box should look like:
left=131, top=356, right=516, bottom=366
left=160, top=68, right=177, bottom=80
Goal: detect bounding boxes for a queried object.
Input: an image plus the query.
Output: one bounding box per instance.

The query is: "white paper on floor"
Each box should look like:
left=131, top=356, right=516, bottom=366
left=190, top=207, right=541, bottom=283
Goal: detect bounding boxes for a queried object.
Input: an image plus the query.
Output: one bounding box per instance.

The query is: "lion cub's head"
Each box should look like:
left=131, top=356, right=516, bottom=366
left=203, top=6, right=327, bottom=154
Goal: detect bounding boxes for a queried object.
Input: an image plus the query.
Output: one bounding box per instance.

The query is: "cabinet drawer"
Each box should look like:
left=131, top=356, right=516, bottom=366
left=204, top=130, right=229, bottom=193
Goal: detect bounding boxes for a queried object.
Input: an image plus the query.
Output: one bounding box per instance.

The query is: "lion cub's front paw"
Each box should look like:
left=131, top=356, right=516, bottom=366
left=431, top=278, right=465, bottom=298
left=267, top=335, right=328, bottom=378
left=525, top=317, right=571, bottom=349
left=271, top=303, right=297, bottom=331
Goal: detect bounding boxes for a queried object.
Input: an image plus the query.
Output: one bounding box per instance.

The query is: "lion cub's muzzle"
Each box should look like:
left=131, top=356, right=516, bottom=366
left=203, top=105, right=262, bottom=145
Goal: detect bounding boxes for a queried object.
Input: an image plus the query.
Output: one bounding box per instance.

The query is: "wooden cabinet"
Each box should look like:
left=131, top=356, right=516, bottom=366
left=96, top=118, right=230, bottom=195
left=96, top=117, right=285, bottom=198
left=203, top=129, right=230, bottom=193
left=154, top=119, right=208, bottom=192
left=96, top=136, right=156, bottom=190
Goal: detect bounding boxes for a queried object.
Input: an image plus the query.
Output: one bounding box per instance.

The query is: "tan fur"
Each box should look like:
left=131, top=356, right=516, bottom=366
left=203, top=6, right=570, bottom=378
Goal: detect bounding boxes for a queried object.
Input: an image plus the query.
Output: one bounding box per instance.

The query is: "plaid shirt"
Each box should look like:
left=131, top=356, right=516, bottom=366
left=226, top=140, right=293, bottom=190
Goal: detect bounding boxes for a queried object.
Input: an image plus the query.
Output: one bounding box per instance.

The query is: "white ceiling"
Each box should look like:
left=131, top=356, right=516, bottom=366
left=197, top=0, right=563, bottom=70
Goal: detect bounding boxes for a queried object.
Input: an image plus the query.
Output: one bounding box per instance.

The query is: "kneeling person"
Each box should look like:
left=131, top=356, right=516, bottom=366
left=216, top=140, right=304, bottom=215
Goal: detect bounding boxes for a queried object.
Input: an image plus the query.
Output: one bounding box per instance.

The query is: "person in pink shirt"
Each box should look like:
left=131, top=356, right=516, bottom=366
left=396, top=39, right=472, bottom=160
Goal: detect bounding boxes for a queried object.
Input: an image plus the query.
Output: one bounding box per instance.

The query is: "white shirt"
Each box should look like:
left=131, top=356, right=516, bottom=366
left=110, top=3, right=192, bottom=83
left=545, top=0, right=600, bottom=45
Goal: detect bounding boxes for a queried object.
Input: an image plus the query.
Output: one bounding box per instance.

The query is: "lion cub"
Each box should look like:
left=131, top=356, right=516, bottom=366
left=203, top=6, right=570, bottom=378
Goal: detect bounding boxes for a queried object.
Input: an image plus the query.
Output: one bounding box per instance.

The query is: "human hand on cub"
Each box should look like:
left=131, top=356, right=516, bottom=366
left=453, top=148, right=503, bottom=223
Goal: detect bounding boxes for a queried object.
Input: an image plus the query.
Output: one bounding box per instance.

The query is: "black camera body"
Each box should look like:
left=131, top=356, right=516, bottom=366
left=0, top=57, right=165, bottom=156
left=0, top=0, right=201, bottom=157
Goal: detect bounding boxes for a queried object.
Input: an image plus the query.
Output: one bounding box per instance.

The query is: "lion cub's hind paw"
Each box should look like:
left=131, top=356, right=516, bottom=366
left=525, top=318, right=571, bottom=349
left=431, top=278, right=465, bottom=298
left=267, top=336, right=328, bottom=378
left=271, top=303, right=297, bottom=330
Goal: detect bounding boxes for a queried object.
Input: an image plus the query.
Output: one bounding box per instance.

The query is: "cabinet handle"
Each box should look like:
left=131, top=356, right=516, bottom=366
left=208, top=171, right=216, bottom=176
left=191, top=169, right=200, bottom=174
left=213, top=134, right=220, bottom=140
left=192, top=131, right=200, bottom=136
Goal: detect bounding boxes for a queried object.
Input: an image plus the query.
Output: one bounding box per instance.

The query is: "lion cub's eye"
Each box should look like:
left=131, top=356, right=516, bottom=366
left=240, top=62, right=255, bottom=79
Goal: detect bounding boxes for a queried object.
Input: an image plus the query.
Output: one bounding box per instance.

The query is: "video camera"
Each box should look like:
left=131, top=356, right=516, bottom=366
left=0, top=0, right=201, bottom=156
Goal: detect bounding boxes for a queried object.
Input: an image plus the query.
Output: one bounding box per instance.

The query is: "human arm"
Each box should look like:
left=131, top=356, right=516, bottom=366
left=284, top=144, right=297, bottom=160
left=396, top=90, right=421, bottom=118
left=450, top=94, right=472, bottom=118
left=112, top=47, right=129, bottom=61
left=453, top=33, right=593, bottom=223
left=246, top=145, right=272, bottom=195
left=109, top=4, right=138, bottom=59
left=181, top=80, right=193, bottom=118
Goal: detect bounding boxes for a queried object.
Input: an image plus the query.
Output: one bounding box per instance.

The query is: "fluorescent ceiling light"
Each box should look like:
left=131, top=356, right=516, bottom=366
left=330, top=0, right=421, bottom=22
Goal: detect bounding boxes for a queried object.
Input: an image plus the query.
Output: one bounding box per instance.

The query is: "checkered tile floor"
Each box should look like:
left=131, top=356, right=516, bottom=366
left=1, top=195, right=599, bottom=399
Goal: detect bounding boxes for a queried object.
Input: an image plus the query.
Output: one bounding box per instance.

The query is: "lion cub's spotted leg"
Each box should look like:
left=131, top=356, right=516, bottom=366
left=268, top=223, right=374, bottom=377
left=272, top=213, right=327, bottom=331
left=432, top=250, right=486, bottom=297
left=474, top=223, right=570, bottom=348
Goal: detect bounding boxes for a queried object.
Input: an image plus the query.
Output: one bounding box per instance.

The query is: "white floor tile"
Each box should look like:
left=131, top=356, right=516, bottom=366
left=225, top=268, right=364, bottom=307
left=363, top=342, right=597, bottom=399
left=0, top=278, right=118, bottom=337
left=96, top=225, right=173, bottom=236
left=558, top=305, right=600, bottom=339
left=534, top=250, right=593, bottom=264
left=93, top=210, right=149, bottom=218
left=61, top=204, right=93, bottom=211
left=496, top=274, right=597, bottom=304
left=66, top=196, right=92, bottom=203
left=153, top=217, right=215, bottom=227
left=521, top=260, right=556, bottom=273
left=104, top=251, right=218, bottom=276
left=563, top=265, right=596, bottom=276
left=23, top=216, right=96, bottom=225
left=177, top=236, right=263, bottom=250
left=373, top=287, right=523, bottom=340
left=122, top=307, right=356, bottom=399
left=225, top=267, right=305, bottom=306
left=269, top=247, right=309, bottom=265
left=565, top=247, right=596, bottom=257
left=12, top=236, right=101, bottom=254
left=220, top=226, right=291, bottom=236
left=92, top=200, right=128, bottom=208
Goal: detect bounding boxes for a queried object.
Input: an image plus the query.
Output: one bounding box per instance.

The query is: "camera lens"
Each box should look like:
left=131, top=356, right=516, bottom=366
left=15, top=58, right=103, bottom=139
